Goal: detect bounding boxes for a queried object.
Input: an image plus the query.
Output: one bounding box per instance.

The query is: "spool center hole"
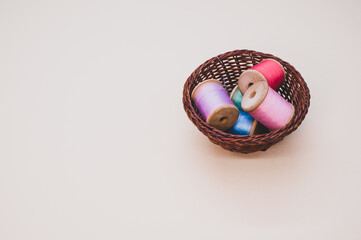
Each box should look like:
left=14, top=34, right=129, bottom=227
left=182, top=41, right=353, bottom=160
left=220, top=117, right=228, bottom=124
left=250, top=91, right=256, bottom=99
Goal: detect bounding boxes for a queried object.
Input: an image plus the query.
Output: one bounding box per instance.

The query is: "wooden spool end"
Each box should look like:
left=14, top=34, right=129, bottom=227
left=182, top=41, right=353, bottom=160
left=249, top=120, right=258, bottom=135
left=206, top=105, right=239, bottom=131
left=241, top=81, right=268, bottom=112
left=238, top=69, right=267, bottom=94
left=285, top=104, right=295, bottom=126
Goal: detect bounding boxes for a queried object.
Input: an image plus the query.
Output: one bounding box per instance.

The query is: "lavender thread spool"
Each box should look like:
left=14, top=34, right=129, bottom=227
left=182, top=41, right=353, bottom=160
left=191, top=80, right=239, bottom=131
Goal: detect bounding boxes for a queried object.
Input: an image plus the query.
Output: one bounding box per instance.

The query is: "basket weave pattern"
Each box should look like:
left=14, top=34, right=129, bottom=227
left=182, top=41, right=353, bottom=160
left=183, top=50, right=311, bottom=153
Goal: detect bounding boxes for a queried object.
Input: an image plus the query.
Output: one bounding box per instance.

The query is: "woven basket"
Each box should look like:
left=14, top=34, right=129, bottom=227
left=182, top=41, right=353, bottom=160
left=183, top=49, right=310, bottom=153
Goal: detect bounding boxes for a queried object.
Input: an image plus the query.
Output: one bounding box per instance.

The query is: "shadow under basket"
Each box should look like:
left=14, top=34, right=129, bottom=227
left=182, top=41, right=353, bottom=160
left=183, top=49, right=311, bottom=153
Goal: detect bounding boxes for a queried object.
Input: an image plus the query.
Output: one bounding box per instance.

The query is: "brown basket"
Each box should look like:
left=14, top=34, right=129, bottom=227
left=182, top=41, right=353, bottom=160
left=183, top=49, right=311, bottom=153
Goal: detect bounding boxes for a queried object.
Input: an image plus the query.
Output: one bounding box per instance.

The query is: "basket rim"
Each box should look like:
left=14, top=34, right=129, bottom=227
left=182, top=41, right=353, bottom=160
left=183, top=49, right=311, bottom=148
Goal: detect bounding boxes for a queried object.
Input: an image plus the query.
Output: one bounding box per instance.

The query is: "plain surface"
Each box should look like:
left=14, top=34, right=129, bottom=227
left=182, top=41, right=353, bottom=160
left=0, top=0, right=360, bottom=239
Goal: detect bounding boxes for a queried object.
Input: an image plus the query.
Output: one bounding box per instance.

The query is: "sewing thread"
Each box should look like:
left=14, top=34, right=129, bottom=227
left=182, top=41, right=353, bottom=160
left=238, top=59, right=285, bottom=94
left=191, top=79, right=239, bottom=130
left=241, top=81, right=294, bottom=130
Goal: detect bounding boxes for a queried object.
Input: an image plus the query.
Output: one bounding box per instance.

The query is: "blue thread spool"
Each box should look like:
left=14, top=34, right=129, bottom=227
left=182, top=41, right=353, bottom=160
left=228, top=111, right=258, bottom=135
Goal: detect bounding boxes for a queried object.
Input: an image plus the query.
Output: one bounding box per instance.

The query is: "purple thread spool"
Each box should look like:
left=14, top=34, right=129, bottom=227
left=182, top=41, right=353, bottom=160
left=191, top=79, right=239, bottom=131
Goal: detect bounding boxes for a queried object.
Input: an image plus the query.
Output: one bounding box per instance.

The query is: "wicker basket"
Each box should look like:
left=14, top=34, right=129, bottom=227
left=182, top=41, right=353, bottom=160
left=183, top=49, right=310, bottom=153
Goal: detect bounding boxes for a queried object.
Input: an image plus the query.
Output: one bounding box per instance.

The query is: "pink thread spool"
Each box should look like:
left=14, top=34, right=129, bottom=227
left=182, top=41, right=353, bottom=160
left=191, top=80, right=239, bottom=131
left=238, top=59, right=285, bottom=94
left=241, top=81, right=294, bottom=131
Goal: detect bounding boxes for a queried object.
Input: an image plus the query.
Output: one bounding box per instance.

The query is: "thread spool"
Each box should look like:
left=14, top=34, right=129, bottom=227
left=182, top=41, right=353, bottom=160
left=228, top=111, right=258, bottom=135
left=238, top=59, right=285, bottom=94
left=230, top=86, right=243, bottom=110
left=191, top=79, right=239, bottom=131
left=241, top=81, right=294, bottom=131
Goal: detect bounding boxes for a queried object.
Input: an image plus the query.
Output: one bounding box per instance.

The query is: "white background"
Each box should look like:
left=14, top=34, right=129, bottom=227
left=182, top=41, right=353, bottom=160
left=0, top=0, right=360, bottom=239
